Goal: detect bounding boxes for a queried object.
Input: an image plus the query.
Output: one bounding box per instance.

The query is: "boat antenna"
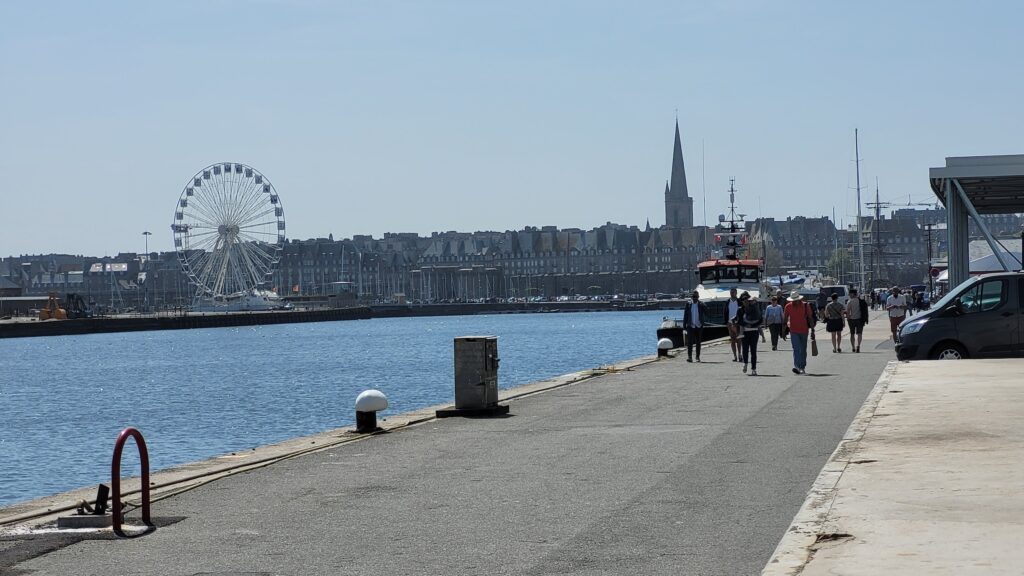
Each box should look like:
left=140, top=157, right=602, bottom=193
left=721, top=178, right=743, bottom=260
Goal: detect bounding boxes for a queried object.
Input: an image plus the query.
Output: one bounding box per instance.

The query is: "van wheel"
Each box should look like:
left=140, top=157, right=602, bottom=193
left=930, top=342, right=967, bottom=360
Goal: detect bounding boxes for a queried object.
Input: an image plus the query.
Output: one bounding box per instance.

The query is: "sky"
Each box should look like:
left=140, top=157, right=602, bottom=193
left=2, top=0, right=1023, bottom=257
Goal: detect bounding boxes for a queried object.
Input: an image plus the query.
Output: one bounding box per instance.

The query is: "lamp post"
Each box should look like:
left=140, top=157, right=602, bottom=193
left=142, top=231, right=151, bottom=312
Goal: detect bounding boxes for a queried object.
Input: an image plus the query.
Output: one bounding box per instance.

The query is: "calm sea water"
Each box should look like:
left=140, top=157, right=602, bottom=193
left=0, top=310, right=669, bottom=507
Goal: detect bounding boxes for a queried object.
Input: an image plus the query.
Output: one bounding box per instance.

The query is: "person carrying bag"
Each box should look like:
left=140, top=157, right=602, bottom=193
left=783, top=291, right=815, bottom=374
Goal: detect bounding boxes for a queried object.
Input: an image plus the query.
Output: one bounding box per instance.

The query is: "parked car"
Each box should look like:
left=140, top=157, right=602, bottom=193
left=896, top=271, right=1024, bottom=360
left=819, top=285, right=849, bottom=307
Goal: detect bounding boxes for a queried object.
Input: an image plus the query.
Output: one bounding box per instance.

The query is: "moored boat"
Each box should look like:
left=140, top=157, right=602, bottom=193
left=192, top=289, right=292, bottom=312
left=693, top=179, right=764, bottom=322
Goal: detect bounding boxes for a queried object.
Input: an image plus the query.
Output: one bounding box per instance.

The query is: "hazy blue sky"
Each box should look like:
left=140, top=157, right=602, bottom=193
left=2, top=1, right=1022, bottom=256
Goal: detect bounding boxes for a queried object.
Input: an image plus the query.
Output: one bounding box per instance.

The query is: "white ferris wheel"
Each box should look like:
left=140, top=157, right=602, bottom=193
left=171, top=162, right=285, bottom=301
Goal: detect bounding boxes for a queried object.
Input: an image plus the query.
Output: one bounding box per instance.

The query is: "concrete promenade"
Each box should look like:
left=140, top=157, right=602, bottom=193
left=763, top=357, right=1024, bottom=575
left=3, top=309, right=1021, bottom=575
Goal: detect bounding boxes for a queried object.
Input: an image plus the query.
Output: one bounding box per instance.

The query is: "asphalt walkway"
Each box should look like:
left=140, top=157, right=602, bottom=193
left=16, top=309, right=1016, bottom=575
left=2, top=313, right=895, bottom=575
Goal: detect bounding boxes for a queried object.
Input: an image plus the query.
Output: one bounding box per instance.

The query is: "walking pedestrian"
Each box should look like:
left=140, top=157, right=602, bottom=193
left=734, top=291, right=762, bottom=376
left=783, top=290, right=815, bottom=374
left=845, top=288, right=868, bottom=353
left=724, top=287, right=741, bottom=362
left=682, top=290, right=709, bottom=363
left=815, top=290, right=829, bottom=322
left=824, top=292, right=845, bottom=353
left=764, top=295, right=784, bottom=350
left=886, top=286, right=908, bottom=342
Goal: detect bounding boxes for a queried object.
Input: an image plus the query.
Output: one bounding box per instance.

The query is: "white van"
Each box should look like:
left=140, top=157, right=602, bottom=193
left=819, top=285, right=849, bottom=307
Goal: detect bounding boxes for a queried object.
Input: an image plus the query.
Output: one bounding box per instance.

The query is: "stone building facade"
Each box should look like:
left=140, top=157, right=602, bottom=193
left=11, top=123, right=986, bottom=307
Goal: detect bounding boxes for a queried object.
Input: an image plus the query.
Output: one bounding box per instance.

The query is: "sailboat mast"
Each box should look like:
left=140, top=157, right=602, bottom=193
left=702, top=140, right=708, bottom=258
left=854, top=129, right=865, bottom=290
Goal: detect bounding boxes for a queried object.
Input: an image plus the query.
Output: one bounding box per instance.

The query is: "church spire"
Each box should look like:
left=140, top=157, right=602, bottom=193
left=664, top=119, right=694, bottom=229
left=670, top=119, right=689, bottom=200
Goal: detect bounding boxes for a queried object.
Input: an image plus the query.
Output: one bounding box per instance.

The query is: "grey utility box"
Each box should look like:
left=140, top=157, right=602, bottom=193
left=454, top=335, right=499, bottom=409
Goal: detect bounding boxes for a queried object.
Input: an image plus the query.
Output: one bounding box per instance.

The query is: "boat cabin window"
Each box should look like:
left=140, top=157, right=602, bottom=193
left=700, top=265, right=760, bottom=283
left=740, top=267, right=760, bottom=282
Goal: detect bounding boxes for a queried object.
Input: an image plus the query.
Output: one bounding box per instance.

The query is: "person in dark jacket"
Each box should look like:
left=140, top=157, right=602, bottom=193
left=733, top=291, right=763, bottom=376
left=764, top=295, right=785, bottom=350
left=682, top=290, right=710, bottom=363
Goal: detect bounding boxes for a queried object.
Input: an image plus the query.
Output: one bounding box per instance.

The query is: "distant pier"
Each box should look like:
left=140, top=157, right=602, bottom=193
left=0, top=307, right=372, bottom=339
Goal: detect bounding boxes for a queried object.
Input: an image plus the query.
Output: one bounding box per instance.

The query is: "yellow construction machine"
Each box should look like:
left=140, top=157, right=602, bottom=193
left=38, top=293, right=67, bottom=320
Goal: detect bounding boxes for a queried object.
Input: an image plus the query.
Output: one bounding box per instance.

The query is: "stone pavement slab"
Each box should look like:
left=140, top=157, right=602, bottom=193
left=764, top=358, right=1024, bottom=575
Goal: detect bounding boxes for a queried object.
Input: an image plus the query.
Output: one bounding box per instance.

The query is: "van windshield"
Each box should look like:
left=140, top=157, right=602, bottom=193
left=932, top=276, right=980, bottom=310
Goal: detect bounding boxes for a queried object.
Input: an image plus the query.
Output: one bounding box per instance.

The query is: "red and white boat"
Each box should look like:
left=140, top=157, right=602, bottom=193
left=693, top=180, right=764, bottom=320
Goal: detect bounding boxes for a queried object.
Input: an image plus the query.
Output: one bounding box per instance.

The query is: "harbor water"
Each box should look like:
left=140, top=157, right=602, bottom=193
left=0, top=310, right=670, bottom=507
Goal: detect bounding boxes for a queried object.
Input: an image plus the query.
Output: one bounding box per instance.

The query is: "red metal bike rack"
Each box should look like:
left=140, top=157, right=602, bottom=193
left=111, top=427, right=151, bottom=536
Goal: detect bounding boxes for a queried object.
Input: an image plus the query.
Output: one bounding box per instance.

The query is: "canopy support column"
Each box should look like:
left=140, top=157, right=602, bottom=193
left=945, top=179, right=969, bottom=287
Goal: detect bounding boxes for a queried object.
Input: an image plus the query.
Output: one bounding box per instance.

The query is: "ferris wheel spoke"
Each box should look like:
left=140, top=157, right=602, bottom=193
left=188, top=249, right=213, bottom=275
left=237, top=237, right=277, bottom=264
left=232, top=243, right=257, bottom=292
left=189, top=243, right=222, bottom=294
left=232, top=176, right=261, bottom=223
left=237, top=220, right=278, bottom=232
left=234, top=186, right=270, bottom=225
left=186, top=227, right=220, bottom=237
left=240, top=239, right=275, bottom=272
left=185, top=229, right=220, bottom=241
left=187, top=202, right=224, bottom=229
left=237, top=239, right=279, bottom=266
left=224, top=175, right=257, bottom=223
left=236, top=243, right=268, bottom=286
left=194, top=244, right=221, bottom=284
left=193, top=258, right=217, bottom=296
left=238, top=208, right=277, bottom=227
left=213, top=245, right=233, bottom=295
left=189, top=207, right=226, bottom=236
left=235, top=201, right=267, bottom=229
left=205, top=172, right=230, bottom=222
left=226, top=183, right=251, bottom=217
left=225, top=246, right=246, bottom=293
left=203, top=241, right=230, bottom=289
left=190, top=231, right=221, bottom=248
left=234, top=228, right=276, bottom=243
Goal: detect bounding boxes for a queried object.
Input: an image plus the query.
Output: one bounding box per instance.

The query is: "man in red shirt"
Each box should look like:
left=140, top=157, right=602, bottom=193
left=783, top=291, right=814, bottom=374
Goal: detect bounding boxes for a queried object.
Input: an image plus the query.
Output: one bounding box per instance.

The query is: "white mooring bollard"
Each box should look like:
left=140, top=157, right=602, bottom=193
left=657, top=337, right=674, bottom=358
left=355, top=389, right=389, bottom=433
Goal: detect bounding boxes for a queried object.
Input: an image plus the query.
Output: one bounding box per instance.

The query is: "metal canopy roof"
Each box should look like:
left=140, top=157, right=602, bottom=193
left=930, top=154, right=1024, bottom=214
